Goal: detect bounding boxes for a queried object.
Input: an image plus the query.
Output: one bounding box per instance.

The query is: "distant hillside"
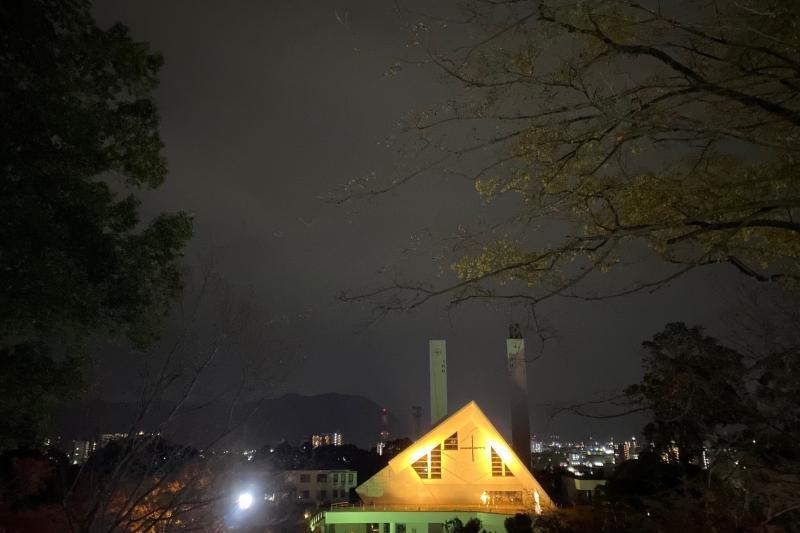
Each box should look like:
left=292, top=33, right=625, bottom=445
left=54, top=393, right=406, bottom=449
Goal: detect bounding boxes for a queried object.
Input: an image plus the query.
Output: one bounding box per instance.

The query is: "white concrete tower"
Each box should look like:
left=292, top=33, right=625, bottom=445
left=507, top=324, right=531, bottom=468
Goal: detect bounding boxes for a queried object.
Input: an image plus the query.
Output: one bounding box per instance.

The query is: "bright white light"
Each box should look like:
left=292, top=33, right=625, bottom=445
left=238, top=492, right=254, bottom=510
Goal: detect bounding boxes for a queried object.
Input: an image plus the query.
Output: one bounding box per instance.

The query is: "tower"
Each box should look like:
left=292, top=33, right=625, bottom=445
left=429, top=340, right=447, bottom=425
left=507, top=323, right=531, bottom=468
left=379, top=407, right=390, bottom=442
left=411, top=405, right=422, bottom=439
left=377, top=407, right=390, bottom=455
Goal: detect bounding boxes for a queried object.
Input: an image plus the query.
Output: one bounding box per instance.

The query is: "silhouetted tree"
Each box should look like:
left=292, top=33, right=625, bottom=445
left=341, top=0, right=800, bottom=312
left=0, top=0, right=192, bottom=448
left=57, top=271, right=277, bottom=533
left=504, top=513, right=533, bottom=533
left=446, top=517, right=485, bottom=533
left=621, top=322, right=800, bottom=530
left=625, top=322, right=746, bottom=465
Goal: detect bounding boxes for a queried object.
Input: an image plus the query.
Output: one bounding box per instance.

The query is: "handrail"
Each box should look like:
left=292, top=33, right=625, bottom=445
left=324, top=502, right=526, bottom=513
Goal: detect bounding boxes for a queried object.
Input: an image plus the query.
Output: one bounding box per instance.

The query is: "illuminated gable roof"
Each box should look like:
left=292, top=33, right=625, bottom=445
left=357, top=401, right=554, bottom=513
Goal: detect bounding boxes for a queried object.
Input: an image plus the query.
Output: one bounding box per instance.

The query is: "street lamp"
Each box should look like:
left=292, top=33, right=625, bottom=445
left=238, top=492, right=254, bottom=510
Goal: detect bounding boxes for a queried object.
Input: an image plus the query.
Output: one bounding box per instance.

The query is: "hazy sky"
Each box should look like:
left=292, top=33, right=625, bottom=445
left=90, top=0, right=748, bottom=441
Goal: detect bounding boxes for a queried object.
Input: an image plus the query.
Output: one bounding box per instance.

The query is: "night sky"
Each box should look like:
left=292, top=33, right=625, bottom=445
left=89, top=0, right=747, bottom=441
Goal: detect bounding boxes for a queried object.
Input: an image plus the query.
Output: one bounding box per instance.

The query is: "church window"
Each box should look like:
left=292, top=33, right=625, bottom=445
left=412, top=445, right=442, bottom=479
left=430, top=444, right=442, bottom=478
left=412, top=454, right=429, bottom=478
left=491, top=448, right=514, bottom=477
left=444, top=432, right=458, bottom=450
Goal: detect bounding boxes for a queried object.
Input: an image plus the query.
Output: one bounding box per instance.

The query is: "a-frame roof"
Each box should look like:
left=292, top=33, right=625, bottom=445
left=357, top=401, right=554, bottom=513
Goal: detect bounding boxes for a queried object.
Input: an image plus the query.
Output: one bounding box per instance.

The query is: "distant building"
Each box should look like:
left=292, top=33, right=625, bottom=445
left=661, top=443, right=680, bottom=464
left=71, top=440, right=98, bottom=464
left=311, top=432, right=343, bottom=448
left=283, top=469, right=357, bottom=507
left=100, top=433, right=128, bottom=447
left=615, top=438, right=640, bottom=462
left=561, top=473, right=607, bottom=506
left=382, top=438, right=412, bottom=459
left=42, top=435, right=65, bottom=450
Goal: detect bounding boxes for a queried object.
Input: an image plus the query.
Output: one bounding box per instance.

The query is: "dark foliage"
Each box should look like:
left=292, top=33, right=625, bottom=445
left=0, top=0, right=192, bottom=448
left=446, top=517, right=485, bottom=533
left=625, top=322, right=746, bottom=465
left=618, top=322, right=800, bottom=530
left=504, top=513, right=532, bottom=533
left=0, top=448, right=75, bottom=508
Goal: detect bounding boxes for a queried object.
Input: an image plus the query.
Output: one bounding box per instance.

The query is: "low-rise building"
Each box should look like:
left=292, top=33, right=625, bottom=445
left=284, top=469, right=357, bottom=506
left=561, top=473, right=607, bottom=506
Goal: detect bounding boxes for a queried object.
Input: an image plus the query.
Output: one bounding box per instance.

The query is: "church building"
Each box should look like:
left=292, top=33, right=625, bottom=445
left=310, top=401, right=554, bottom=533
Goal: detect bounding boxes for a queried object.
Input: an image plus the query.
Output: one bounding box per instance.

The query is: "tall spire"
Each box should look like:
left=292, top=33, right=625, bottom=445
left=507, top=324, right=531, bottom=468
left=429, top=339, right=447, bottom=425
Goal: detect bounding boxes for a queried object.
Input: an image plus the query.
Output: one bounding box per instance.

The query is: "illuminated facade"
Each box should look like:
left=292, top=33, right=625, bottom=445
left=616, top=438, right=639, bottom=462
left=71, top=440, right=98, bottom=464
left=100, top=432, right=128, bottom=447
left=312, top=432, right=344, bottom=448
left=312, top=402, right=554, bottom=533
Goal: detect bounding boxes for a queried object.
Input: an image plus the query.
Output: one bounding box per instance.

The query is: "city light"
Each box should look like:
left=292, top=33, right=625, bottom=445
left=237, top=492, right=254, bottom=510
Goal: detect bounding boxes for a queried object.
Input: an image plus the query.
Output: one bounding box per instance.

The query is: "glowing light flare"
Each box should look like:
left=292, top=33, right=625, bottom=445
left=237, top=492, right=254, bottom=510
left=396, top=440, right=439, bottom=470
left=486, top=440, right=514, bottom=464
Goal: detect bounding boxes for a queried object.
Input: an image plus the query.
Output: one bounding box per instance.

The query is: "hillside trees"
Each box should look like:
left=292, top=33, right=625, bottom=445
left=348, top=0, right=800, bottom=310
left=624, top=322, right=746, bottom=465
left=62, top=269, right=279, bottom=533
left=623, top=322, right=800, bottom=530
left=0, top=270, right=281, bottom=532
left=0, top=0, right=192, bottom=447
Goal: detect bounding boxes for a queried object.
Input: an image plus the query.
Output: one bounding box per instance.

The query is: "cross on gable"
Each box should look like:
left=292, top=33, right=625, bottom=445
left=460, top=433, right=484, bottom=462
